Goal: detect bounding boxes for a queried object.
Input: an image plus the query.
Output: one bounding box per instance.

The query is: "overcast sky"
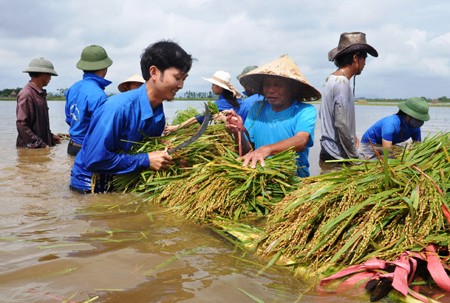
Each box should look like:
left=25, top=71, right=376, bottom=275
left=1, top=0, right=449, bottom=99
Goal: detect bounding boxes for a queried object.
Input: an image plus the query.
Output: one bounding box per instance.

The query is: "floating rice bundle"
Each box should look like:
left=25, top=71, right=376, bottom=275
left=255, top=133, right=450, bottom=301
left=212, top=133, right=449, bottom=303
left=259, top=133, right=449, bottom=268
left=149, top=148, right=300, bottom=221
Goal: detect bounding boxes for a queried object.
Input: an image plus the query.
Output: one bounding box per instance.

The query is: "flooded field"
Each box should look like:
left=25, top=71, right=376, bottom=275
left=0, top=100, right=448, bottom=302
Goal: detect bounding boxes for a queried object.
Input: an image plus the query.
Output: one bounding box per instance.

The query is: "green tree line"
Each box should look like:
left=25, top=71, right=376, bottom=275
left=1, top=87, right=449, bottom=102
left=182, top=91, right=214, bottom=99
left=0, top=88, right=67, bottom=98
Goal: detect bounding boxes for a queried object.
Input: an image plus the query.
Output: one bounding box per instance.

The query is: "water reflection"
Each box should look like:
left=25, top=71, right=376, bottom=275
left=68, top=199, right=312, bottom=303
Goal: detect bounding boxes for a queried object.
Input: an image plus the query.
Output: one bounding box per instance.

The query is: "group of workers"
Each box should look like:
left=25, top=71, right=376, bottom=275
left=15, top=32, right=431, bottom=194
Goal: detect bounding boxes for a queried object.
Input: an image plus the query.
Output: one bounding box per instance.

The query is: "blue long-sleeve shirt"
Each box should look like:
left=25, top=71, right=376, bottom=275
left=65, top=73, right=112, bottom=144
left=70, top=84, right=165, bottom=191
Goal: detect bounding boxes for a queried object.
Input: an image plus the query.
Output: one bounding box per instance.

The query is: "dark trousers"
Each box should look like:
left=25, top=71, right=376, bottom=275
left=319, top=148, right=338, bottom=161
left=67, top=140, right=81, bottom=156
left=92, top=173, right=115, bottom=193
left=319, top=148, right=344, bottom=174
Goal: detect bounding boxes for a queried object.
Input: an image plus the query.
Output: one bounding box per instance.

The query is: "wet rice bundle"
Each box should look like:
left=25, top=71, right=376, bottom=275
left=113, top=101, right=223, bottom=193
left=149, top=148, right=300, bottom=221
left=114, top=102, right=300, bottom=221
left=113, top=122, right=235, bottom=194
left=254, top=133, right=449, bottom=301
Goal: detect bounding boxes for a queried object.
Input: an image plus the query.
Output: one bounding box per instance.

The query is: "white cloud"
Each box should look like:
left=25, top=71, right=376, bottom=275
left=0, top=0, right=449, bottom=99
left=422, top=58, right=450, bottom=75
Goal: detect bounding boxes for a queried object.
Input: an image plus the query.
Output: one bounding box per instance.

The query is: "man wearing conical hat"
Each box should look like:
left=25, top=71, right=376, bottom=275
left=65, top=45, right=113, bottom=156
left=16, top=57, right=61, bottom=148
left=319, top=32, right=378, bottom=162
left=227, top=55, right=321, bottom=177
left=117, top=74, right=145, bottom=92
left=359, top=97, right=430, bottom=159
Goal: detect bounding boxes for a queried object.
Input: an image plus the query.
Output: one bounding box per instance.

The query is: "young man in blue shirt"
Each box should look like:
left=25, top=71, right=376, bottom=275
left=69, top=40, right=193, bottom=193
left=226, top=55, right=321, bottom=177
left=359, top=97, right=430, bottom=159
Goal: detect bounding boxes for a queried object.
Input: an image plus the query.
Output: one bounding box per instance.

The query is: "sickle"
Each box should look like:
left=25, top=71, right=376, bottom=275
left=167, top=103, right=211, bottom=154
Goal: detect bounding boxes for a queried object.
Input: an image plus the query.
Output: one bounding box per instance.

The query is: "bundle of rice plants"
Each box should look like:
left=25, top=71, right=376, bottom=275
left=113, top=122, right=235, bottom=194
left=259, top=133, right=449, bottom=274
left=150, top=148, right=300, bottom=221
left=211, top=133, right=450, bottom=302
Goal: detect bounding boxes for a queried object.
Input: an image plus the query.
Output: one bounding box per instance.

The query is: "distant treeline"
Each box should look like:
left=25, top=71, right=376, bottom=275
left=356, top=97, right=450, bottom=104
left=0, top=88, right=214, bottom=100
left=0, top=87, right=67, bottom=99
left=1, top=87, right=449, bottom=103
left=181, top=91, right=215, bottom=99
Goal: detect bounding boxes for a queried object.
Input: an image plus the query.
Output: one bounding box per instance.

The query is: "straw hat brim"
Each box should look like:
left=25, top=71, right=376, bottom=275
left=239, top=55, right=321, bottom=101
left=202, top=77, right=232, bottom=92
left=118, top=74, right=145, bottom=92
left=202, top=77, right=242, bottom=98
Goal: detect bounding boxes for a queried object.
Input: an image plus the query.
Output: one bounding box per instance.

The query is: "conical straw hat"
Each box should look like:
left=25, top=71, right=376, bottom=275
left=118, top=74, right=145, bottom=92
left=239, top=55, right=321, bottom=101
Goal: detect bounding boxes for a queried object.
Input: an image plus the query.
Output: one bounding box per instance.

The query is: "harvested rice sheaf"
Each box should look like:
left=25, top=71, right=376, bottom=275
left=259, top=133, right=449, bottom=273
left=150, top=148, right=299, bottom=221
left=113, top=111, right=301, bottom=220
left=211, top=133, right=449, bottom=302
left=113, top=122, right=235, bottom=194
left=113, top=101, right=222, bottom=193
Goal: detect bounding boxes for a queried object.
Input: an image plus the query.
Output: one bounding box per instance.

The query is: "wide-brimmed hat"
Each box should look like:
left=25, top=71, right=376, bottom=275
left=23, top=57, right=58, bottom=76
left=117, top=74, right=145, bottom=92
left=236, top=65, right=258, bottom=80
left=203, top=71, right=241, bottom=98
left=328, top=32, right=378, bottom=61
left=77, top=45, right=113, bottom=71
left=239, top=55, right=321, bottom=101
left=398, top=97, right=430, bottom=121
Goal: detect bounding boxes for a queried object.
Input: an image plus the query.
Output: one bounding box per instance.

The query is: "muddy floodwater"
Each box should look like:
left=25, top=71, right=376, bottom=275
left=0, top=100, right=449, bottom=303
